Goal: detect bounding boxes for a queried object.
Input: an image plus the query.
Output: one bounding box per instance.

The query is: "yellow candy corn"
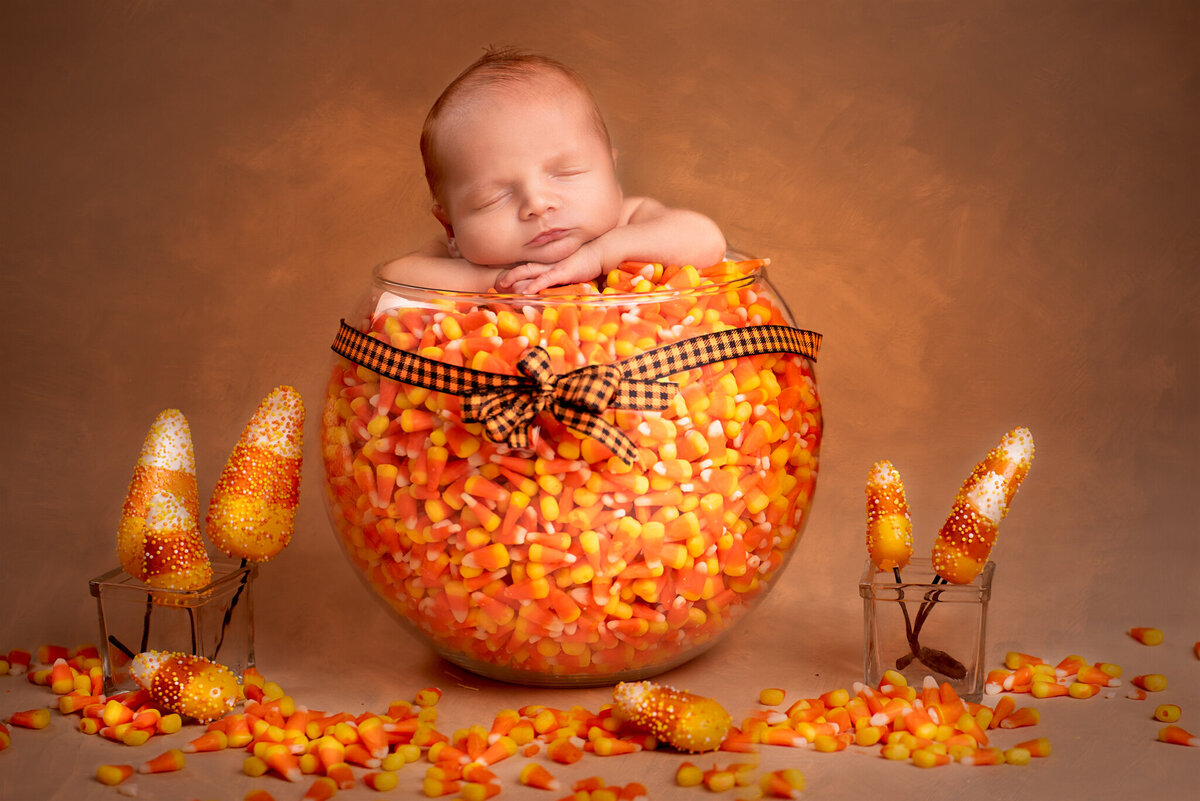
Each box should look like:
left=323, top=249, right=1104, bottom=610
left=206, top=386, right=305, bottom=562
left=612, top=681, right=731, bottom=753
left=118, top=410, right=199, bottom=578
left=865, top=460, right=913, bottom=571
left=932, top=427, right=1034, bottom=584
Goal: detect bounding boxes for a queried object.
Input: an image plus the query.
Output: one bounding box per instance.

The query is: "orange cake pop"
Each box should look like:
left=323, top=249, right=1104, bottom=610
left=118, top=409, right=199, bottom=578
left=931, top=427, right=1034, bottom=584
left=613, top=681, right=731, bottom=753
left=141, top=491, right=213, bottom=592
left=130, top=650, right=238, bottom=722
left=865, top=460, right=913, bottom=571
left=206, top=386, right=305, bottom=562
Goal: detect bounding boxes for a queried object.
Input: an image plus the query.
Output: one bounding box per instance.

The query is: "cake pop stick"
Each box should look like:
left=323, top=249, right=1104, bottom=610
left=612, top=681, right=731, bottom=753
left=118, top=410, right=199, bottom=578
left=206, top=386, right=305, bottom=562
left=931, top=427, right=1034, bottom=584
left=130, top=651, right=238, bottom=723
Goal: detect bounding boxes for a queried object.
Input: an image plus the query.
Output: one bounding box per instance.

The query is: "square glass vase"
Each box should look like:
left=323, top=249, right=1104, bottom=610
left=859, top=557, right=994, bottom=701
left=89, top=560, right=257, bottom=693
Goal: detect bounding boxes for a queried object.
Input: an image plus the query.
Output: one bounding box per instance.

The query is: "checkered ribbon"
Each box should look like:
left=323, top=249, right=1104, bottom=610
left=332, top=319, right=821, bottom=464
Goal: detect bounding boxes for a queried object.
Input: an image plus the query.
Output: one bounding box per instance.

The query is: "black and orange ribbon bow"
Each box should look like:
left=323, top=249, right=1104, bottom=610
left=332, top=320, right=821, bottom=465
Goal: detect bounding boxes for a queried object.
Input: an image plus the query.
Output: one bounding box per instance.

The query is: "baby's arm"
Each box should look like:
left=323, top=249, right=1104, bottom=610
left=497, top=197, right=726, bottom=294
left=377, top=238, right=500, bottom=293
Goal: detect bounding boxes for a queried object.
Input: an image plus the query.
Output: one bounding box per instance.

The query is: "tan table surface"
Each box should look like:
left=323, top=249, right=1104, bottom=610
left=2, top=574, right=1196, bottom=800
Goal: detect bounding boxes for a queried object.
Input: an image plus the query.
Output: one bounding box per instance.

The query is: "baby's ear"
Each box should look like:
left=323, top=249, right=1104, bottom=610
left=432, top=203, right=461, bottom=257
left=432, top=203, right=454, bottom=237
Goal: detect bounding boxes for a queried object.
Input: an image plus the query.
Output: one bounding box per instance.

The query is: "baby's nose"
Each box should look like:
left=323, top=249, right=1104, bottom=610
left=520, top=186, right=558, bottom=218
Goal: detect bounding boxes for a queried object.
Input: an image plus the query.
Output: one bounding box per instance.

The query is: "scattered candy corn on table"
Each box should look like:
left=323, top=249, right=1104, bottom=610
left=3, top=595, right=1196, bottom=800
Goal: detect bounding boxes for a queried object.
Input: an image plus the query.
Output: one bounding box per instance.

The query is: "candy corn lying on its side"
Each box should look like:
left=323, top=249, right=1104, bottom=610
left=130, top=651, right=238, bottom=723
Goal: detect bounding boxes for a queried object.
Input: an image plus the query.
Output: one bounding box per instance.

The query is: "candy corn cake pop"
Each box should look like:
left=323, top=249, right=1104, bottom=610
left=613, top=681, right=731, bottom=753
left=931, top=427, right=1034, bottom=584
left=206, top=386, right=305, bottom=562
left=865, top=460, right=913, bottom=571
left=141, top=491, right=213, bottom=592
left=130, top=650, right=238, bottom=723
left=118, top=410, right=199, bottom=578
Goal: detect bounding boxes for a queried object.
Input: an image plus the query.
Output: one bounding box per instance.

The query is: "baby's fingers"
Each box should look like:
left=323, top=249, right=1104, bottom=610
left=495, top=262, right=550, bottom=291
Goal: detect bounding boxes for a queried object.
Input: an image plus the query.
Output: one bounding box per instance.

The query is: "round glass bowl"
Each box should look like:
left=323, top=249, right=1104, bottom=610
left=320, top=259, right=822, bottom=686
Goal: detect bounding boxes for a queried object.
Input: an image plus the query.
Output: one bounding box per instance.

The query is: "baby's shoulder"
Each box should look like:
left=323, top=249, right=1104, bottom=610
left=619, top=195, right=667, bottom=224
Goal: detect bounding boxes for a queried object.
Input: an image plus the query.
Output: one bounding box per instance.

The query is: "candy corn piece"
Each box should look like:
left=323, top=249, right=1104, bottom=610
left=138, top=748, right=186, bottom=774
left=1129, top=627, right=1163, bottom=646
left=118, top=409, right=200, bottom=579
left=1158, top=725, right=1197, bottom=746
left=206, top=386, right=305, bottom=562
left=130, top=651, right=238, bottom=722
left=141, top=490, right=213, bottom=593
left=96, top=764, right=135, bottom=786
left=612, top=681, right=731, bottom=753
left=865, top=460, right=913, bottom=571
left=931, top=427, right=1034, bottom=583
left=8, top=709, right=51, bottom=729
left=518, top=762, right=560, bottom=790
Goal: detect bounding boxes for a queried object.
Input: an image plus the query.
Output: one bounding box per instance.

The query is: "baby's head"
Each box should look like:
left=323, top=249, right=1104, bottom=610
left=420, top=49, right=623, bottom=267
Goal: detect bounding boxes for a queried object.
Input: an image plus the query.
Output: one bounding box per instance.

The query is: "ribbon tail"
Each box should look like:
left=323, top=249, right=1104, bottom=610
left=554, top=405, right=640, bottom=466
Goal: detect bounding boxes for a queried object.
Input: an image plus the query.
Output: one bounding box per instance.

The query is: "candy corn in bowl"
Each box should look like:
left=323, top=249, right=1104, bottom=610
left=320, top=257, right=823, bottom=685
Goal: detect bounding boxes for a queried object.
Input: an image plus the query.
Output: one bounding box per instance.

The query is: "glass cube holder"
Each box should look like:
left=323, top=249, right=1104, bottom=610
left=860, top=557, right=994, bottom=701
left=89, top=560, right=257, bottom=693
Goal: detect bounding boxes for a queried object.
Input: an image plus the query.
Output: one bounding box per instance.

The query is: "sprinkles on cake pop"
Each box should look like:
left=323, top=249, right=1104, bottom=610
left=612, top=680, right=731, bottom=753
left=206, top=386, right=305, bottom=563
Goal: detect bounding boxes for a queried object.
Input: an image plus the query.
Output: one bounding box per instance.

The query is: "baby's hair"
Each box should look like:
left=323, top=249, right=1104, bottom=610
left=420, top=47, right=611, bottom=199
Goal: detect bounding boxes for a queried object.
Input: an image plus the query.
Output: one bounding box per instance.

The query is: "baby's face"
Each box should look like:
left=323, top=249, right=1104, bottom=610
left=431, top=79, right=623, bottom=267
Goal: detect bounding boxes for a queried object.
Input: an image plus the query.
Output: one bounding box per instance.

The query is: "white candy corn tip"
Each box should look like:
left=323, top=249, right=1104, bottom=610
left=129, top=650, right=168, bottom=690
left=1000, top=427, right=1034, bottom=465
left=965, top=472, right=1008, bottom=524
left=867, top=460, right=899, bottom=486
left=137, top=409, right=195, bottom=473
left=144, top=491, right=196, bottom=532
left=244, top=386, right=305, bottom=458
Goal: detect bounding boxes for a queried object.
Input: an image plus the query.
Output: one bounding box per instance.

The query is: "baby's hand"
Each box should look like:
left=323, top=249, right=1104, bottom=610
left=495, top=262, right=558, bottom=293
left=496, top=246, right=604, bottom=294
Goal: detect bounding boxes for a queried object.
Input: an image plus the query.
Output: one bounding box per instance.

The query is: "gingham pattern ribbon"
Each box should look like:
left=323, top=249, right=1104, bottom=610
left=333, top=319, right=821, bottom=464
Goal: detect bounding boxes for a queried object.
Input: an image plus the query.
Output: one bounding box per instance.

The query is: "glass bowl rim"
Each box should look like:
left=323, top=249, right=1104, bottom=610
left=368, top=250, right=764, bottom=304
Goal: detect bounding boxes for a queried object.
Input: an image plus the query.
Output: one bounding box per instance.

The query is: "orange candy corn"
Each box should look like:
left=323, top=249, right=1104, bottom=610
left=1158, top=725, right=1197, bottom=746
left=206, top=386, right=305, bottom=562
left=932, top=427, right=1034, bottom=584
left=7, top=709, right=51, bottom=729
left=865, top=461, right=913, bottom=571
left=138, top=748, right=186, bottom=774
left=519, top=762, right=560, bottom=790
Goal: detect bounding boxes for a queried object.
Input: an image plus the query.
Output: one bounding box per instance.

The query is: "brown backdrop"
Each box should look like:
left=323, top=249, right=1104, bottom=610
left=2, top=1, right=1197, bottom=784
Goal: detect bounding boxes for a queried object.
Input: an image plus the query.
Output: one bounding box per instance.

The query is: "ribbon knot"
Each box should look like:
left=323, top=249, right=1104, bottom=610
left=461, top=346, right=638, bottom=461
